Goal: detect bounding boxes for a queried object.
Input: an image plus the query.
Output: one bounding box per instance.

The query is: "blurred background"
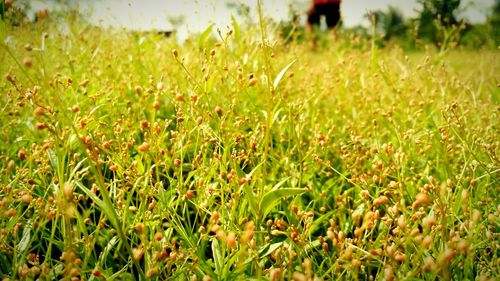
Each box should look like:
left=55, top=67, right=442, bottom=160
left=3, top=0, right=500, bottom=48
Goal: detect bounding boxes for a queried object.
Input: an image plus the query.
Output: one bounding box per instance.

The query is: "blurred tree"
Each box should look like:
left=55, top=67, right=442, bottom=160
left=415, top=0, right=463, bottom=47
left=279, top=3, right=307, bottom=44
left=1, top=0, right=30, bottom=24
left=487, top=0, right=500, bottom=45
left=371, top=6, right=407, bottom=41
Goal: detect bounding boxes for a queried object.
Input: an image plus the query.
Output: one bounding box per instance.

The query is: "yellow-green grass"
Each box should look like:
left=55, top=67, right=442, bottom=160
left=0, top=15, right=498, bottom=281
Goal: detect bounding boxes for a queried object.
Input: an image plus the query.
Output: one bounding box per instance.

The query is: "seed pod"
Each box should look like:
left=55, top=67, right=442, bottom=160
left=34, top=107, right=44, bottom=117
left=214, top=106, right=223, bottom=117
left=136, top=222, right=144, bottom=234
left=153, top=100, right=160, bottom=110
left=248, top=78, right=257, bottom=86
left=132, top=248, right=144, bottom=261
left=63, top=182, right=73, bottom=199
left=412, top=192, right=430, bottom=208
left=154, top=232, right=163, bottom=241
left=17, top=149, right=26, bottom=160
left=140, top=120, right=150, bottom=128
left=226, top=232, right=236, bottom=248
left=23, top=57, right=33, bottom=68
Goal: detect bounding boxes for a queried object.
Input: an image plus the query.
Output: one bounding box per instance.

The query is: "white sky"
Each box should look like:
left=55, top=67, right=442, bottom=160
left=31, top=0, right=496, bottom=41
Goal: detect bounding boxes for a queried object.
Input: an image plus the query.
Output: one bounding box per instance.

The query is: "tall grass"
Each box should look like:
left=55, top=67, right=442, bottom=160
left=0, top=9, right=498, bottom=281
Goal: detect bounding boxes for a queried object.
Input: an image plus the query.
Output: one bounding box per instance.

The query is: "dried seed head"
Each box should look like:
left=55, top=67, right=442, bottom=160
left=34, top=107, right=45, bottom=117
left=397, top=215, right=406, bottom=229
left=237, top=177, right=247, bottom=185
left=210, top=212, right=220, bottom=223
left=185, top=190, right=195, bottom=199
left=243, top=221, right=254, bottom=242
left=146, top=267, right=159, bottom=278
left=214, top=106, right=223, bottom=117
left=17, top=149, right=27, bottom=160
left=394, top=252, right=406, bottom=263
left=154, top=232, right=163, bottom=241
left=248, top=78, right=257, bottom=86
left=270, top=268, right=282, bottom=281
left=153, top=100, right=160, bottom=110
left=384, top=265, right=394, bottom=281
left=174, top=158, right=181, bottom=166
left=23, top=57, right=33, bottom=67
left=35, top=122, right=47, bottom=130
left=423, top=256, right=435, bottom=271
left=137, top=142, right=150, bottom=152
left=292, top=272, right=306, bottom=281
left=20, top=194, right=32, bottom=203
left=63, top=182, right=73, bottom=199
left=413, top=192, right=430, bottom=208
left=136, top=222, right=145, bottom=234
left=472, top=209, right=481, bottom=222
left=172, top=49, right=178, bottom=57
left=140, top=120, right=150, bottom=128
left=422, top=216, right=436, bottom=229
left=226, top=232, right=237, bottom=248
left=132, top=248, right=144, bottom=261
left=5, top=208, right=17, bottom=217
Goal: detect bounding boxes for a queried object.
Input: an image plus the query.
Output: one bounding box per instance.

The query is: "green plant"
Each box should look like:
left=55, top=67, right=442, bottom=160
left=0, top=3, right=498, bottom=280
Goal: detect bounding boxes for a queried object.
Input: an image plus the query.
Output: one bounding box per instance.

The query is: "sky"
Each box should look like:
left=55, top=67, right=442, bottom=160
left=31, top=0, right=496, bottom=41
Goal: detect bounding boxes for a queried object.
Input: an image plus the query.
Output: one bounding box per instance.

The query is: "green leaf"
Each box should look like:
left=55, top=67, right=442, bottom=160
left=17, top=220, right=32, bottom=252
left=231, top=16, right=240, bottom=42
left=304, top=240, right=321, bottom=253
left=309, top=211, right=333, bottom=235
left=259, top=242, right=283, bottom=259
left=259, top=186, right=305, bottom=219
left=242, top=183, right=257, bottom=219
left=198, top=23, right=214, bottom=49
left=212, top=239, right=223, bottom=276
left=47, top=149, right=59, bottom=171
left=273, top=59, right=296, bottom=91
left=75, top=181, right=121, bottom=234
left=134, top=154, right=145, bottom=174
left=236, top=161, right=265, bottom=219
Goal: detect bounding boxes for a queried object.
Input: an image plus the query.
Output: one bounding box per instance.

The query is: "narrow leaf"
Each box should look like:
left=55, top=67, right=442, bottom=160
left=17, top=221, right=32, bottom=252
left=259, top=242, right=283, bottom=259
left=47, top=149, right=58, bottom=171
left=273, top=59, right=296, bottom=90
left=260, top=187, right=305, bottom=219
left=212, top=239, right=223, bottom=276
left=231, top=16, right=240, bottom=42
left=198, top=23, right=214, bottom=49
left=242, top=183, right=257, bottom=219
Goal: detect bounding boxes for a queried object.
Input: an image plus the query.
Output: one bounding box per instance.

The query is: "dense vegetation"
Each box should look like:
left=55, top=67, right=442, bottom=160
left=0, top=1, right=499, bottom=280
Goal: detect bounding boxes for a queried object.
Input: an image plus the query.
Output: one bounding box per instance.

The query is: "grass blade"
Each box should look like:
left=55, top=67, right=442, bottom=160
left=273, top=59, right=296, bottom=91
left=259, top=187, right=305, bottom=219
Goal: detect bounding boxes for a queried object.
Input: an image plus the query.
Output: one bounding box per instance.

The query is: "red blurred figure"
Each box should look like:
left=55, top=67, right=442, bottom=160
left=307, top=0, right=342, bottom=30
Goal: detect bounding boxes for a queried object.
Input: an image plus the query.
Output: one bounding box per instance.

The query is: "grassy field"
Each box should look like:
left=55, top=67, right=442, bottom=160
left=0, top=11, right=499, bottom=281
